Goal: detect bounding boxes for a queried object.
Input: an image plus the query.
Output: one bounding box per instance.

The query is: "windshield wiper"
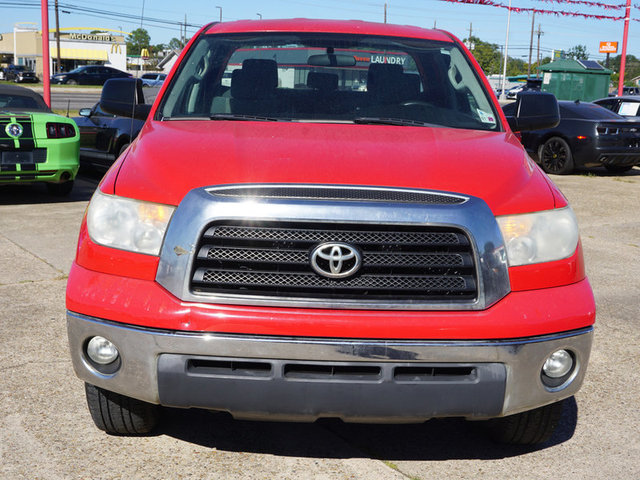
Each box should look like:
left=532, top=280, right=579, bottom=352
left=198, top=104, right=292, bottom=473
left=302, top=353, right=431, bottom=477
left=353, top=116, right=437, bottom=127
left=209, top=113, right=285, bottom=122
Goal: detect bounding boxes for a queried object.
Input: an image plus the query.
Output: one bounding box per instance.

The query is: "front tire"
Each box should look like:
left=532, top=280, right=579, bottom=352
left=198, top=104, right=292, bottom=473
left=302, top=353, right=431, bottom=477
left=484, top=400, right=564, bottom=445
left=538, top=137, right=574, bottom=174
left=66, top=79, right=78, bottom=85
left=85, top=383, right=159, bottom=435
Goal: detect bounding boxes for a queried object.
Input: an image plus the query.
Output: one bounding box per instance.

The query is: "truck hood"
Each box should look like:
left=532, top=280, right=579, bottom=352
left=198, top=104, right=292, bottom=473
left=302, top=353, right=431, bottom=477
left=112, top=120, right=555, bottom=215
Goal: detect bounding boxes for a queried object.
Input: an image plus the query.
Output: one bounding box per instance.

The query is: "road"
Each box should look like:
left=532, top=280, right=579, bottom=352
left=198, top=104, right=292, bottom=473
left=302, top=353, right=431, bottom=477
left=51, top=90, right=100, bottom=113
left=22, top=85, right=161, bottom=113
left=0, top=169, right=639, bottom=479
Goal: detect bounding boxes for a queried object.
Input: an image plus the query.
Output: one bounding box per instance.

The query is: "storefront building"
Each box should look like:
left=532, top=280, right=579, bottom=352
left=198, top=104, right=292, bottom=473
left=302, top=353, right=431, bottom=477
left=0, top=27, right=127, bottom=77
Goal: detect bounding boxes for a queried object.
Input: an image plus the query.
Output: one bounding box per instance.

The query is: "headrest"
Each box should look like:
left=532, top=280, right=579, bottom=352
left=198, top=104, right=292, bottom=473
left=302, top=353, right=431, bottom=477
left=367, top=64, right=405, bottom=103
left=307, top=72, right=338, bottom=92
left=231, top=59, right=278, bottom=100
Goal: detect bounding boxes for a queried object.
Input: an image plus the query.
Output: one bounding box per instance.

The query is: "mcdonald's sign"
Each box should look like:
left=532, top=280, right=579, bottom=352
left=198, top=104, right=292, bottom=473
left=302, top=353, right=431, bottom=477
left=111, top=43, right=122, bottom=54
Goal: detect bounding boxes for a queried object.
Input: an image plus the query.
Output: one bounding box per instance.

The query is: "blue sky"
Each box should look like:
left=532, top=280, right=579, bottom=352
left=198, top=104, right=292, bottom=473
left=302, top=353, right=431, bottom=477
left=2, top=0, right=638, bottom=62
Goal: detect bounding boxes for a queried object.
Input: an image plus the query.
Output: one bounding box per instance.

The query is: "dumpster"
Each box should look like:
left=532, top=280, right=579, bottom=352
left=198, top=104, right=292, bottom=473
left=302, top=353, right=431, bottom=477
left=539, top=59, right=611, bottom=101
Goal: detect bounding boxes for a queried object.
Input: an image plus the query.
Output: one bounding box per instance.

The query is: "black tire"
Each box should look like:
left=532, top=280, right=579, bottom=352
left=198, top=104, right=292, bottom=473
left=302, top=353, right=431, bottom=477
left=604, top=164, right=633, bottom=174
left=85, top=383, right=159, bottom=435
left=45, top=180, right=74, bottom=196
left=538, top=137, right=574, bottom=174
left=484, top=400, right=564, bottom=445
left=118, top=142, right=130, bottom=157
left=66, top=79, right=78, bottom=85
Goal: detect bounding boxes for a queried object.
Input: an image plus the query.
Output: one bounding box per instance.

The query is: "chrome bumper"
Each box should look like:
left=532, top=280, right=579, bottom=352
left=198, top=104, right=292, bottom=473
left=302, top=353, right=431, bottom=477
left=67, top=311, right=593, bottom=422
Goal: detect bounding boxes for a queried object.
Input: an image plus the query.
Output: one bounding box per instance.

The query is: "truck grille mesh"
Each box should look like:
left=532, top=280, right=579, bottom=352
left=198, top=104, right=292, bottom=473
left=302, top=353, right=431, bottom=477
left=191, top=221, right=477, bottom=301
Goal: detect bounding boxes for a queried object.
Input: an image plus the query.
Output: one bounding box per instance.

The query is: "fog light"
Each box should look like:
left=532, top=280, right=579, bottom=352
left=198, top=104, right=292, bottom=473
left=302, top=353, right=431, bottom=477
left=87, top=336, right=119, bottom=365
left=543, top=350, right=573, bottom=378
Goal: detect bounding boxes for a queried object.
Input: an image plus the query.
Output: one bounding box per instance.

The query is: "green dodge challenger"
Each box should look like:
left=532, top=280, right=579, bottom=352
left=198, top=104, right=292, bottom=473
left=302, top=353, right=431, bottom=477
left=1, top=84, right=79, bottom=195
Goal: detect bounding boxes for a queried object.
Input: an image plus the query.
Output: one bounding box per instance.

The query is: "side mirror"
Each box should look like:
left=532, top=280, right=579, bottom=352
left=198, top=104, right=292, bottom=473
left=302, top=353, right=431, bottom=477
left=100, top=78, right=152, bottom=120
left=506, top=91, right=559, bottom=132
left=78, top=108, right=92, bottom=117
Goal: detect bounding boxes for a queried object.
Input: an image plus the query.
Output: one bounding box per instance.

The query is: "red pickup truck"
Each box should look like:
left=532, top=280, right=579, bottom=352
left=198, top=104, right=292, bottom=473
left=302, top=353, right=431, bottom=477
left=66, top=19, right=595, bottom=445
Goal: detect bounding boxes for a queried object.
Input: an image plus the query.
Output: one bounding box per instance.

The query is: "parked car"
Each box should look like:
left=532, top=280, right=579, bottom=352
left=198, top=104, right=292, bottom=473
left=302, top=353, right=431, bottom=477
left=0, top=85, right=78, bottom=195
left=73, top=103, right=145, bottom=171
left=0, top=67, right=6, bottom=81
left=594, top=95, right=640, bottom=117
left=66, top=19, right=594, bottom=445
left=503, top=99, right=640, bottom=174
left=51, top=65, right=131, bottom=85
left=140, top=72, right=166, bottom=87
left=4, top=65, right=39, bottom=83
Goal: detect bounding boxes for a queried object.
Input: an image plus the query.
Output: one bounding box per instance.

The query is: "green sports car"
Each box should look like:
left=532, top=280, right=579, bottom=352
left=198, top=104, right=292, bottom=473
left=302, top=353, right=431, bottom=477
left=1, top=84, right=79, bottom=195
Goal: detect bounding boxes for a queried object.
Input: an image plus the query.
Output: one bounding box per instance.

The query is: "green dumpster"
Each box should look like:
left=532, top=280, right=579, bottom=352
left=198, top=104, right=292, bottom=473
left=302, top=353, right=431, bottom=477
left=539, top=59, right=611, bottom=101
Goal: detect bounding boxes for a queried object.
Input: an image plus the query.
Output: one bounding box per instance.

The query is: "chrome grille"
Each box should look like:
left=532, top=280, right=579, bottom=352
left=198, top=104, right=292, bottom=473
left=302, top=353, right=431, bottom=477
left=210, top=185, right=466, bottom=204
left=190, top=221, right=477, bottom=301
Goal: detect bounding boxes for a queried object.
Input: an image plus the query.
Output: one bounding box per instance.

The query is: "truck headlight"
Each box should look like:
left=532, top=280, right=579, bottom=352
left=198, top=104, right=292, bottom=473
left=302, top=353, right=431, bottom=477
left=87, top=190, right=175, bottom=255
left=497, top=207, right=579, bottom=266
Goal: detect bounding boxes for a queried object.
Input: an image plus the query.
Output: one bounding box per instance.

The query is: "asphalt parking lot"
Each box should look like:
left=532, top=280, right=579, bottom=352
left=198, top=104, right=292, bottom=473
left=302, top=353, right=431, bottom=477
left=0, top=168, right=639, bottom=479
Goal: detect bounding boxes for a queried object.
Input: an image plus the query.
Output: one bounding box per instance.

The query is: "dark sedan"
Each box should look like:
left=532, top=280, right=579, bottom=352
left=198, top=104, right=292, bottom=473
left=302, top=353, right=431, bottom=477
left=503, top=99, right=640, bottom=174
left=51, top=65, right=131, bottom=85
left=72, top=103, right=144, bottom=170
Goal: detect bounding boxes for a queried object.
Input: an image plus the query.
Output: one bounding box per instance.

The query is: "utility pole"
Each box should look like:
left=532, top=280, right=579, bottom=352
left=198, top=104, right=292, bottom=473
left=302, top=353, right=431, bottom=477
left=54, top=0, right=61, bottom=73
left=536, top=23, right=544, bottom=78
left=433, top=20, right=437, bottom=29
left=384, top=3, right=387, bottom=23
left=527, top=12, right=535, bottom=78
left=467, top=22, right=472, bottom=41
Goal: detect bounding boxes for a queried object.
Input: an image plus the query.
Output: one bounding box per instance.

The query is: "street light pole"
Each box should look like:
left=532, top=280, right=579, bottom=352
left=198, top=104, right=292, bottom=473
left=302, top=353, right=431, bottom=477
left=257, top=13, right=262, bottom=20
left=499, top=0, right=513, bottom=101
left=216, top=6, right=222, bottom=22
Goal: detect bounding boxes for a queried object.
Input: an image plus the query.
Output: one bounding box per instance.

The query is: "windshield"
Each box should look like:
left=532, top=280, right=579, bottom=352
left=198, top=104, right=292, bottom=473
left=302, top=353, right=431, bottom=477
left=159, top=33, right=500, bottom=131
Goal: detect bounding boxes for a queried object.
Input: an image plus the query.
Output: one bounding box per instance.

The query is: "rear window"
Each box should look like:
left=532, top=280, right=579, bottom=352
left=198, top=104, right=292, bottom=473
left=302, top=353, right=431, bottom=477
left=159, top=32, right=500, bottom=131
left=559, top=102, right=622, bottom=120
left=0, top=93, right=49, bottom=112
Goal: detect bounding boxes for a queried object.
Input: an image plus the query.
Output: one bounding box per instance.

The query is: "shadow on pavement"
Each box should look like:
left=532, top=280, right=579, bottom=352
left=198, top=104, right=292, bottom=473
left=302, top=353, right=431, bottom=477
left=0, top=171, right=100, bottom=205
left=157, top=397, right=578, bottom=461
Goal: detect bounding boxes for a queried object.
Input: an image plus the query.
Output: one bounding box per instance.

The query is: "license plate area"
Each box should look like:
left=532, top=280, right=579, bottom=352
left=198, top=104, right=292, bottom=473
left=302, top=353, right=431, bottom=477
left=1, top=151, right=33, bottom=165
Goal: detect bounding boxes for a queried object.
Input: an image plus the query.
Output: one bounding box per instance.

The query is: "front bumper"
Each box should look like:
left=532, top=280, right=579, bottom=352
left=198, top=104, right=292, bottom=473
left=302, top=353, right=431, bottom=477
left=67, top=311, right=593, bottom=422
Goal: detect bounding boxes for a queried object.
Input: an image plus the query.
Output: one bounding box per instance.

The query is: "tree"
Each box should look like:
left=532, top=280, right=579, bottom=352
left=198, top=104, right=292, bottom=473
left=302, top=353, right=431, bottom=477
left=609, top=54, right=640, bottom=85
left=126, top=28, right=151, bottom=56
left=465, top=36, right=502, bottom=75
left=168, top=37, right=185, bottom=51
left=153, top=43, right=167, bottom=55
left=566, top=45, right=589, bottom=61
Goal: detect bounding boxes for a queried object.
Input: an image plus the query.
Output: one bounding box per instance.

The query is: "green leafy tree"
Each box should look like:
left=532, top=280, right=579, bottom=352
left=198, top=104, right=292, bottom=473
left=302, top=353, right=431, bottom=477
left=126, top=28, right=151, bottom=56
left=168, top=37, right=185, bottom=50
left=566, top=45, right=589, bottom=61
left=153, top=43, right=167, bottom=55
left=609, top=54, right=640, bottom=85
left=465, top=36, right=502, bottom=75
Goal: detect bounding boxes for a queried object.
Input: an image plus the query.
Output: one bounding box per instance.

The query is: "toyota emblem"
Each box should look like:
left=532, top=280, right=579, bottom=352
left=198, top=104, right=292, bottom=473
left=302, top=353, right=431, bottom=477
left=310, top=242, right=362, bottom=279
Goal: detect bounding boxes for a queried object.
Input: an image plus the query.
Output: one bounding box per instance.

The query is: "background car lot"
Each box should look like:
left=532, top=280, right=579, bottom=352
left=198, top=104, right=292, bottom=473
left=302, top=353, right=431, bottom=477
left=0, top=168, right=638, bottom=479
